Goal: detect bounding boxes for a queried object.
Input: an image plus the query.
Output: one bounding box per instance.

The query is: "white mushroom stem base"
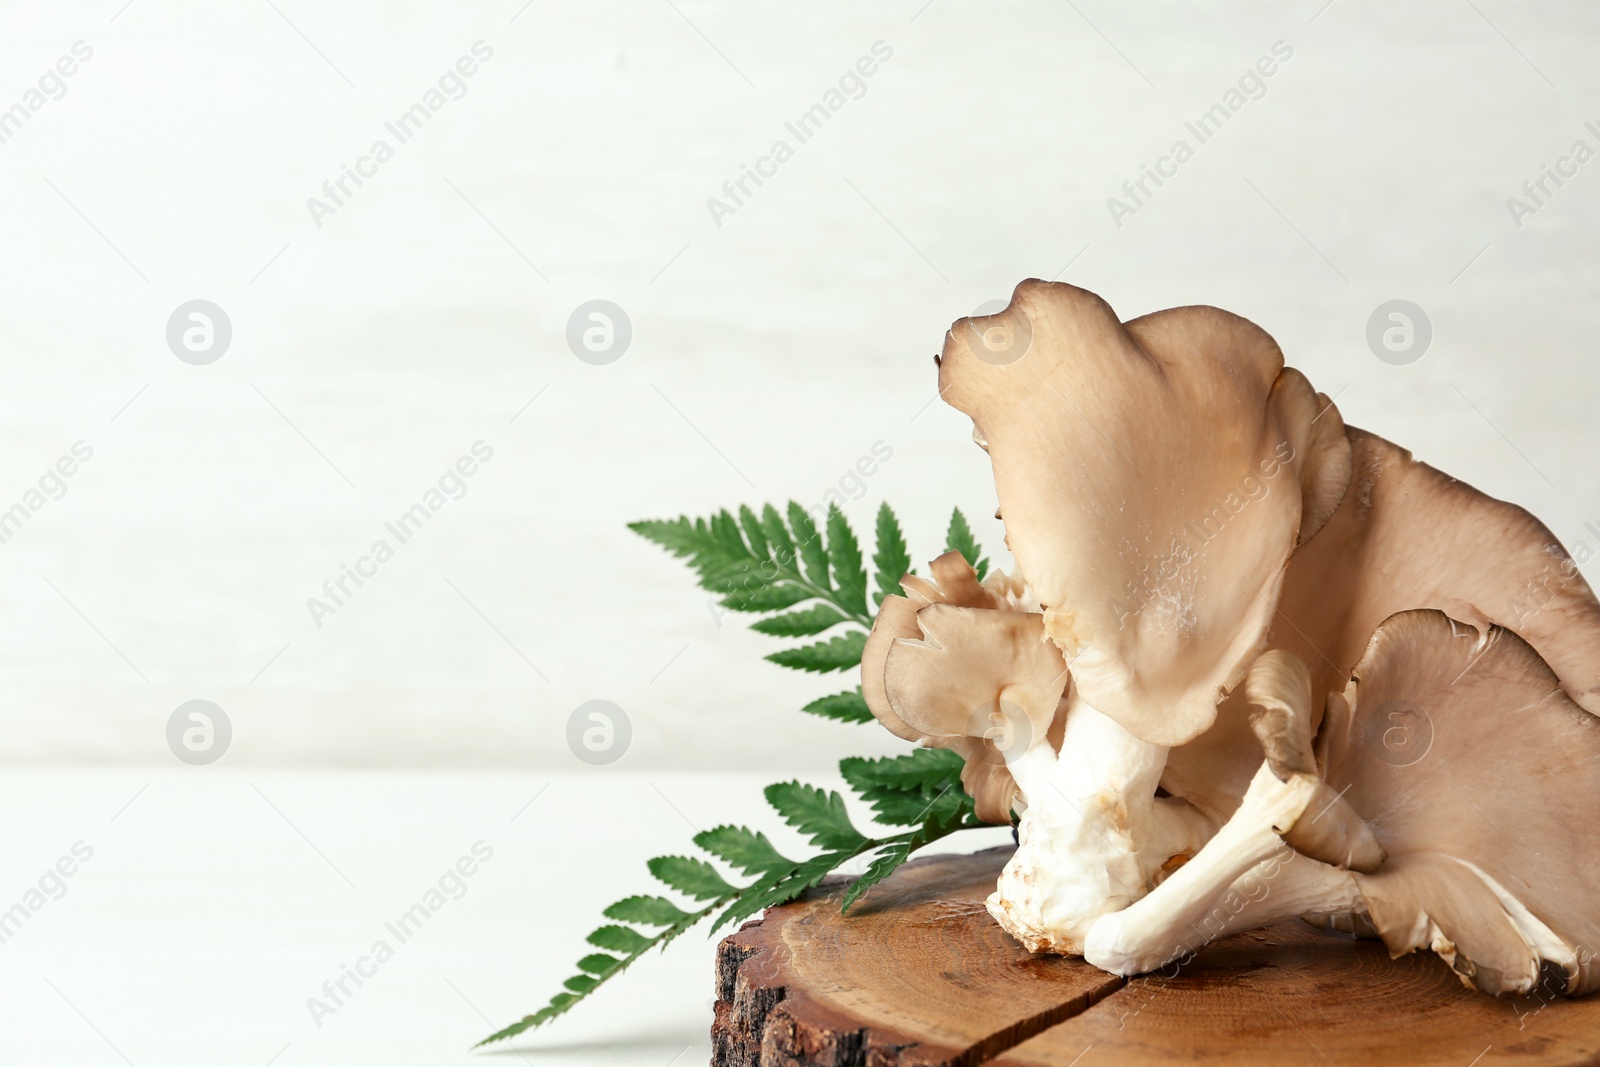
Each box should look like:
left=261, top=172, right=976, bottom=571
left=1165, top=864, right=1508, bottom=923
left=986, top=695, right=1213, bottom=955
left=1084, top=762, right=1367, bottom=975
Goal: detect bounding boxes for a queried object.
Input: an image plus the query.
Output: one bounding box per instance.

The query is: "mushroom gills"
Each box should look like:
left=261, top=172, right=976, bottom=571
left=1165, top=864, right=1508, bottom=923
left=1325, top=609, right=1600, bottom=996
left=1087, top=611, right=1600, bottom=997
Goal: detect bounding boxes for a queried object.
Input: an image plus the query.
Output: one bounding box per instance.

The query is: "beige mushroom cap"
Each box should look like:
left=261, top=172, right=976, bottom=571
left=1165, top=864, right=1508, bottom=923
left=938, top=279, right=1350, bottom=747
left=859, top=551, right=1065, bottom=823
left=861, top=592, right=925, bottom=744
left=1164, top=425, right=1600, bottom=822
left=881, top=604, right=1067, bottom=748
left=1325, top=609, right=1600, bottom=995
left=1285, top=428, right=1600, bottom=716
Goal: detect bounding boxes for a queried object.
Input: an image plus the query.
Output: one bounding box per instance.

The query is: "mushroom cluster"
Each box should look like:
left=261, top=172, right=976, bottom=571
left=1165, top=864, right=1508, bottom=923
left=863, top=280, right=1600, bottom=996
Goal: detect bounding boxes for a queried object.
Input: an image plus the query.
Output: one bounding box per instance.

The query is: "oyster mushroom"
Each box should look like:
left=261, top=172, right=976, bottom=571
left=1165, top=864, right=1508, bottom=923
left=911, top=280, right=1348, bottom=951
left=1086, top=612, right=1600, bottom=997
left=1163, top=426, right=1600, bottom=824
left=1082, top=649, right=1384, bottom=975
left=861, top=550, right=1049, bottom=824
left=862, top=278, right=1600, bottom=984
left=1331, top=609, right=1600, bottom=996
left=863, top=551, right=1214, bottom=953
left=939, top=280, right=1353, bottom=750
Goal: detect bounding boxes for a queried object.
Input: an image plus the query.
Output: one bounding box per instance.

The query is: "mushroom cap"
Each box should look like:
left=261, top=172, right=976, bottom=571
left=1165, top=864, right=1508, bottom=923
left=1324, top=609, right=1600, bottom=995
left=899, top=550, right=1001, bottom=609
left=881, top=604, right=1067, bottom=749
left=861, top=592, right=925, bottom=744
left=859, top=552, right=1064, bottom=823
left=1243, top=648, right=1319, bottom=780
left=861, top=551, right=1032, bottom=743
left=938, top=279, right=1351, bottom=747
left=942, top=735, right=1023, bottom=824
left=1290, top=427, right=1600, bottom=715
left=1163, top=425, right=1600, bottom=821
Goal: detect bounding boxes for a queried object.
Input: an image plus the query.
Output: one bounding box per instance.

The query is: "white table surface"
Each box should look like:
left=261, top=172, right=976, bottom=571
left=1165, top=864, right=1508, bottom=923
left=4, top=768, right=1013, bottom=1065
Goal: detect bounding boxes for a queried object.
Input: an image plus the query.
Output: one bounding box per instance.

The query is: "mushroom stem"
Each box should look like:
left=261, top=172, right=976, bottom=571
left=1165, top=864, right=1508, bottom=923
left=986, top=689, right=1177, bottom=955
left=1083, top=762, right=1365, bottom=974
left=1090, top=848, right=1366, bottom=975
left=1082, top=650, right=1394, bottom=976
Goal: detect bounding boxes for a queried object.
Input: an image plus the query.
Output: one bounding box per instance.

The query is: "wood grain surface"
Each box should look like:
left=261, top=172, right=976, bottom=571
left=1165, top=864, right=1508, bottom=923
left=713, top=847, right=1600, bottom=1067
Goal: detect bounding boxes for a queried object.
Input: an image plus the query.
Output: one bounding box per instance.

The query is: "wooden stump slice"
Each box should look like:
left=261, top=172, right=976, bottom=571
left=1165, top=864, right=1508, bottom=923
left=713, top=846, right=1121, bottom=1066
left=714, top=847, right=1600, bottom=1067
